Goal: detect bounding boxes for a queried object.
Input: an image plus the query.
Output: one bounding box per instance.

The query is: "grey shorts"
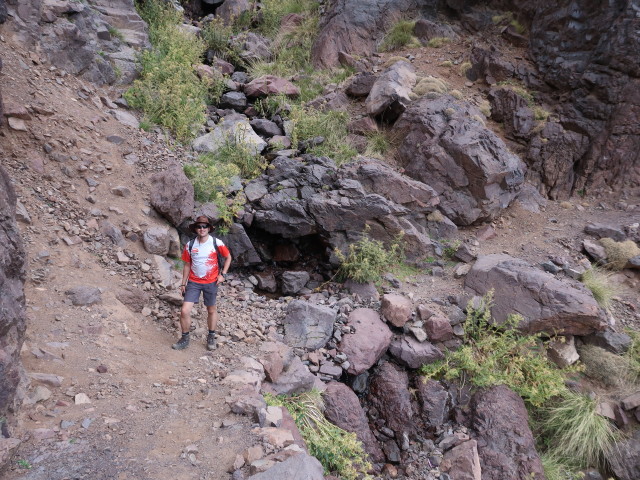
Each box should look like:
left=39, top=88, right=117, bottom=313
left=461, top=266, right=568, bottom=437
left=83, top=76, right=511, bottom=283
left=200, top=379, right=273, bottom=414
left=184, top=281, right=218, bottom=306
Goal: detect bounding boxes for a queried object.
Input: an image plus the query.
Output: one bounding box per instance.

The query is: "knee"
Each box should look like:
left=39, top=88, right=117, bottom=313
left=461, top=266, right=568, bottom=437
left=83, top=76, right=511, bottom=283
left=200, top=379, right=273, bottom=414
left=207, top=306, right=217, bottom=315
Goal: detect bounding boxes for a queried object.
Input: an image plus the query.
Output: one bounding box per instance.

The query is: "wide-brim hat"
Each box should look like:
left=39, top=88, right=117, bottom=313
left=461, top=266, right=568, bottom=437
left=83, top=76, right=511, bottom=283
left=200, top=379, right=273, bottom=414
left=189, top=215, right=213, bottom=233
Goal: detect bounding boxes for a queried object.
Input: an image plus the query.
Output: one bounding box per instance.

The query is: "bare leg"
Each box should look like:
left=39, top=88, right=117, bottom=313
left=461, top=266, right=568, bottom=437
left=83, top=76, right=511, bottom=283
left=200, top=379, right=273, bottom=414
left=180, top=302, right=194, bottom=333
left=207, top=305, right=218, bottom=331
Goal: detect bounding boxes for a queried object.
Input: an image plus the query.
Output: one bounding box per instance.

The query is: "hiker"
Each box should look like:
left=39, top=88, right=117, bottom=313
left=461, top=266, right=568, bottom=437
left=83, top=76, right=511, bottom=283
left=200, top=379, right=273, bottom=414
left=172, top=215, right=232, bottom=351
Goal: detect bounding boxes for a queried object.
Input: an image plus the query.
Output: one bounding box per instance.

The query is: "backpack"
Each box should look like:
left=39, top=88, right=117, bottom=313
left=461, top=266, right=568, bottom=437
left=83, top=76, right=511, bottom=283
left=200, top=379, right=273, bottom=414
left=187, top=237, right=224, bottom=273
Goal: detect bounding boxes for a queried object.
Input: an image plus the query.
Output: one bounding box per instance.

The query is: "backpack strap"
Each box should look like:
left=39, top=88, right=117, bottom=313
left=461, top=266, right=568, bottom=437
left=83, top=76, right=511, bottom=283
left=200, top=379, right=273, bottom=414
left=188, top=238, right=196, bottom=258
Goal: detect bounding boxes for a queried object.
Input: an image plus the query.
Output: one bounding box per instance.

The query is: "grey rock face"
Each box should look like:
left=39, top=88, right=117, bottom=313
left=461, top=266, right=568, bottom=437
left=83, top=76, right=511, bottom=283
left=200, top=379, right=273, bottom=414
left=282, top=300, right=335, bottom=350
left=143, top=226, right=171, bottom=255
left=388, top=335, right=444, bottom=369
left=0, top=166, right=27, bottom=424
left=250, top=119, right=283, bottom=137
left=465, top=254, right=607, bottom=335
left=65, top=286, right=102, bottom=306
left=219, top=91, right=248, bottom=111
left=471, top=386, right=545, bottom=480
left=395, top=96, right=525, bottom=226
left=280, top=271, right=310, bottom=295
left=416, top=379, right=450, bottom=429
left=311, top=0, right=433, bottom=69
left=365, top=61, right=416, bottom=122
left=246, top=452, right=324, bottom=480
left=221, top=223, right=261, bottom=267
left=368, top=361, right=414, bottom=438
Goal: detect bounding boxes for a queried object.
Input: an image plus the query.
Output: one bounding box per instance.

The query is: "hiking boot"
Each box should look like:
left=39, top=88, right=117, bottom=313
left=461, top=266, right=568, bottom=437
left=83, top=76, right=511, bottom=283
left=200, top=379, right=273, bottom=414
left=172, top=335, right=190, bottom=350
left=206, top=333, right=217, bottom=351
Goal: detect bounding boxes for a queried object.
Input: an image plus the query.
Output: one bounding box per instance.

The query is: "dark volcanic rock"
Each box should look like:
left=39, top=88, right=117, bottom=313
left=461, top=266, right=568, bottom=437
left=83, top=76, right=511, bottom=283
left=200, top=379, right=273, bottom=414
left=338, top=308, right=392, bottom=375
left=472, top=385, right=545, bottom=480
left=395, top=95, right=525, bottom=226
left=368, top=361, right=414, bottom=438
left=323, top=382, right=384, bottom=463
left=465, top=254, right=607, bottom=335
left=416, top=379, right=451, bottom=429
left=488, top=87, right=535, bottom=140
left=282, top=300, right=335, bottom=350
left=0, top=166, right=27, bottom=420
left=150, top=164, right=194, bottom=227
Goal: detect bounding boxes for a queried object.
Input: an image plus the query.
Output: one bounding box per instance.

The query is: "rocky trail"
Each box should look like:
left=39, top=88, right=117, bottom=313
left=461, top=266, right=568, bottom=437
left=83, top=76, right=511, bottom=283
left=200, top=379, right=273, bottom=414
left=1, top=1, right=640, bottom=480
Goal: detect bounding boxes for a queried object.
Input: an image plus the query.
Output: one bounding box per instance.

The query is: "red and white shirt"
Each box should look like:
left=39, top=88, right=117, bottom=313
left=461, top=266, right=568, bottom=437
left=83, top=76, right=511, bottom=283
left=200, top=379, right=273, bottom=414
left=182, top=236, right=230, bottom=284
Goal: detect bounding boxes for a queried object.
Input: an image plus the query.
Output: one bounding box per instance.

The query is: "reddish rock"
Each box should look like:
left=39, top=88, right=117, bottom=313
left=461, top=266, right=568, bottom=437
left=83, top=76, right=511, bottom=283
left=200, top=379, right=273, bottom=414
left=347, top=117, right=378, bottom=136
left=424, top=314, right=454, bottom=342
left=338, top=308, right=392, bottom=375
left=368, top=362, right=413, bottom=437
left=381, top=294, right=413, bottom=328
left=388, top=335, right=444, bottom=369
left=416, top=378, right=450, bottom=429
left=244, top=75, right=300, bottom=98
left=323, top=382, right=384, bottom=463
left=441, top=440, right=481, bottom=480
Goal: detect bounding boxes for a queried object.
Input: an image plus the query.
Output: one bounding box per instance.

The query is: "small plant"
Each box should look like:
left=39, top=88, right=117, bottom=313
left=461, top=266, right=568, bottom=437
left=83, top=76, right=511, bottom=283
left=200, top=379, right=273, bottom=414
left=17, top=459, right=32, bottom=469
left=335, top=227, right=405, bottom=284
left=540, top=452, right=584, bottom=480
left=413, top=76, right=448, bottom=96
left=540, top=391, right=619, bottom=469
left=599, top=237, right=640, bottom=270
left=580, top=267, right=617, bottom=308
left=257, top=0, right=319, bottom=38
left=201, top=17, right=244, bottom=65
left=108, top=25, right=125, bottom=41
left=139, top=119, right=154, bottom=132
left=578, top=344, right=635, bottom=390
left=364, top=131, right=390, bottom=158
left=440, top=60, right=453, bottom=67
left=427, top=36, right=450, bottom=48
left=379, top=20, right=419, bottom=51
left=624, top=328, right=640, bottom=382
left=265, top=390, right=372, bottom=480
left=420, top=292, right=567, bottom=407
left=510, top=19, right=526, bottom=34
left=441, top=239, right=461, bottom=259
left=459, top=61, right=472, bottom=76
left=534, top=106, right=550, bottom=121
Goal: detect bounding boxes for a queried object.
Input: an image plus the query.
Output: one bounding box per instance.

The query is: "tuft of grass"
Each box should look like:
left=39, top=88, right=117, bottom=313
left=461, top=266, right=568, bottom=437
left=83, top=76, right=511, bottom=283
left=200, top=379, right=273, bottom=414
left=364, top=131, right=390, bottom=158
left=125, top=0, right=209, bottom=142
left=459, top=61, right=472, bottom=77
left=440, top=60, right=453, bottom=67
left=201, top=17, right=244, bottom=65
left=420, top=292, right=567, bottom=407
left=540, top=391, right=619, bottom=469
left=540, top=452, right=584, bottom=480
left=413, top=76, right=448, bottom=96
left=427, top=36, right=450, bottom=48
left=510, top=19, right=527, bottom=35
left=108, top=25, right=125, bottom=41
left=265, top=390, right=372, bottom=480
left=534, top=106, right=550, bottom=121
left=17, top=459, right=32, bottom=469
left=257, top=0, right=319, bottom=38
left=578, top=344, right=635, bottom=390
left=624, top=328, right=640, bottom=382
left=289, top=105, right=356, bottom=164
left=599, top=237, right=640, bottom=270
left=379, top=20, right=419, bottom=51
left=580, top=266, right=617, bottom=308
left=335, top=227, right=405, bottom=284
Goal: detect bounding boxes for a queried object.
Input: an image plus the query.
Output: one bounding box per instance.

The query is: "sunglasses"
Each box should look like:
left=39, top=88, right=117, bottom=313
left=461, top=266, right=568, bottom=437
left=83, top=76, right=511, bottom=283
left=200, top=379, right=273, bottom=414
left=195, top=224, right=210, bottom=229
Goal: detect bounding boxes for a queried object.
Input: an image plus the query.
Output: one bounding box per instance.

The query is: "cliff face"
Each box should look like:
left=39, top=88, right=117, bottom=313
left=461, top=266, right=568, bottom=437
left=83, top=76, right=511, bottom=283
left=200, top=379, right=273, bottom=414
left=0, top=165, right=27, bottom=422
left=527, top=0, right=640, bottom=194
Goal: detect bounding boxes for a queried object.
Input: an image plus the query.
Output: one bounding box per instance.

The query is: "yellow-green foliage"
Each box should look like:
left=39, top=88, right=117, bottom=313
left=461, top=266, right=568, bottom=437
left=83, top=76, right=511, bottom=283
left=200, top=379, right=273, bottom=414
left=382, top=56, right=410, bottom=69
left=364, top=131, right=390, bottom=158
left=578, top=344, right=635, bottom=389
left=420, top=292, right=567, bottom=407
left=459, top=61, right=472, bottom=76
left=335, top=227, right=405, bottom=284
left=258, top=0, right=319, bottom=38
left=581, top=267, right=617, bottom=308
left=599, top=237, right=640, bottom=270
left=289, top=105, right=356, bottom=164
left=624, top=328, right=640, bottom=382
left=541, top=391, right=619, bottom=469
left=534, top=106, right=550, bottom=121
left=413, top=76, right=448, bottom=96
left=427, top=36, right=450, bottom=48
left=540, top=453, right=584, bottom=480
left=125, top=0, right=208, bottom=142
left=379, top=20, right=419, bottom=51
left=450, top=89, right=463, bottom=99
left=265, top=390, right=372, bottom=480
left=201, top=17, right=243, bottom=65
left=440, top=60, right=453, bottom=67
left=498, top=81, right=535, bottom=106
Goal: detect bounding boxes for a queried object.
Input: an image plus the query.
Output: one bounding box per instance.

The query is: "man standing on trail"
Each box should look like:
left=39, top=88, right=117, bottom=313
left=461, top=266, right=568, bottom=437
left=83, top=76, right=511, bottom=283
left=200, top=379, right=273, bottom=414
left=172, top=215, right=232, bottom=351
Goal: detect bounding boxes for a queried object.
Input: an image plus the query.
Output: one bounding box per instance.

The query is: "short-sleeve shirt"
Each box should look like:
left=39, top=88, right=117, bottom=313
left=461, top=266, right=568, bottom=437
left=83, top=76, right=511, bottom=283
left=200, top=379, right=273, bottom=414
left=182, top=236, right=230, bottom=284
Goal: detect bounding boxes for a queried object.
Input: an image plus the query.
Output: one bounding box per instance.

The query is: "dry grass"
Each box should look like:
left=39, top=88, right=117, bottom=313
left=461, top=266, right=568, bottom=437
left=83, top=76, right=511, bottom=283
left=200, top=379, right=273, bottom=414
left=413, top=76, right=448, bottom=96
left=599, top=237, right=640, bottom=270
left=578, top=344, right=635, bottom=390
left=580, top=266, right=618, bottom=308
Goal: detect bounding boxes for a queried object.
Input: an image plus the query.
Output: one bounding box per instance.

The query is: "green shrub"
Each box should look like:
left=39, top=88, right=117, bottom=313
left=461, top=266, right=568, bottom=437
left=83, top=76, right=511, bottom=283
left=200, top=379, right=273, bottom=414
left=420, top=292, right=567, bottom=407
left=108, top=25, right=125, bottom=41
left=534, top=106, right=550, bottom=121
left=624, top=328, right=640, bottom=382
left=125, top=0, right=208, bottom=141
left=540, top=452, right=584, bottom=480
left=335, top=227, right=405, bottom=284
left=541, top=391, right=619, bottom=469
left=265, top=390, right=372, bottom=480
left=201, top=17, right=243, bottom=65
left=258, top=0, right=319, bottom=38
left=289, top=106, right=356, bottom=164
left=581, top=266, right=617, bottom=308
left=364, top=131, right=389, bottom=158
left=379, top=20, right=419, bottom=51
left=459, top=61, right=472, bottom=76
left=440, top=60, right=453, bottom=67
left=599, top=237, right=640, bottom=270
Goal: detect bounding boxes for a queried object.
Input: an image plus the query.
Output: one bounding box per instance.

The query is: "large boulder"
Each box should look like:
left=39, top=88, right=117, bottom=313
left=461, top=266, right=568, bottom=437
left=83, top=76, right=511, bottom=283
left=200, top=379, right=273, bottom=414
left=465, top=254, right=608, bottom=335
left=471, top=385, right=545, bottom=480
left=149, top=164, right=194, bottom=227
left=311, top=0, right=432, bottom=69
left=394, top=96, right=525, bottom=226
left=244, top=75, right=300, bottom=98
left=0, top=166, right=27, bottom=428
left=282, top=300, right=336, bottom=351
left=338, top=308, right=392, bottom=375
left=247, top=452, right=324, bottom=480
left=610, top=430, right=640, bottom=480
left=488, top=87, right=535, bottom=140
left=323, top=382, right=384, bottom=463
left=365, top=60, right=416, bottom=122
left=221, top=223, right=261, bottom=267
left=416, top=379, right=451, bottom=429
left=388, top=335, right=444, bottom=369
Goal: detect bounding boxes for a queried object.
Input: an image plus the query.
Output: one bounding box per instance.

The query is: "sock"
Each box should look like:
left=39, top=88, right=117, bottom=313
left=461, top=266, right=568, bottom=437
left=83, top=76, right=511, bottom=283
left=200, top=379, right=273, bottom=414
left=208, top=330, right=216, bottom=336
left=181, top=331, right=190, bottom=337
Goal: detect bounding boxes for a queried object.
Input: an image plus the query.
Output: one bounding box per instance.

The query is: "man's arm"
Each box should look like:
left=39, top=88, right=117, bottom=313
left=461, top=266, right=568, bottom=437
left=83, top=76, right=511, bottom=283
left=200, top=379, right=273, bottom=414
left=218, top=254, right=232, bottom=283
left=180, top=262, right=191, bottom=293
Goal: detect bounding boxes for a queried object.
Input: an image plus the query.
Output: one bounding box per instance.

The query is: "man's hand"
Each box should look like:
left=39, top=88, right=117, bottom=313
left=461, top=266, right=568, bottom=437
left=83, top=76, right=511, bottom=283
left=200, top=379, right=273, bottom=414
left=217, top=274, right=225, bottom=283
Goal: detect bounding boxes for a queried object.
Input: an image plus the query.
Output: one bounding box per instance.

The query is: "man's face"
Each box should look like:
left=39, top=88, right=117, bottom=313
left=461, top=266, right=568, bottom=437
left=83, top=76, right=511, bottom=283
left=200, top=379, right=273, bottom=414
left=195, top=224, right=210, bottom=238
